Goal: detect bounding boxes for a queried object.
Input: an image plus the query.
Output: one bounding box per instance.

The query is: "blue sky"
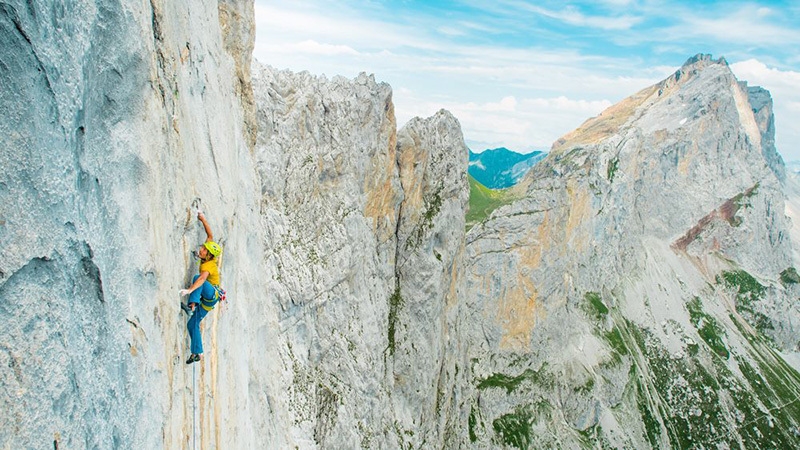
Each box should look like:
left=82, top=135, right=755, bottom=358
left=253, top=1, right=800, bottom=160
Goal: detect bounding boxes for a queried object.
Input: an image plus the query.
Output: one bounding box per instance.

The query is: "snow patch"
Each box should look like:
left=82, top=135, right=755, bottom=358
left=469, top=160, right=485, bottom=170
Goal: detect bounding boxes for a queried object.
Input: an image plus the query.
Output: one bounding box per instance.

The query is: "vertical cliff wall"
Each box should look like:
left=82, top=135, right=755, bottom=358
left=0, top=0, right=471, bottom=445
left=0, top=0, right=262, bottom=447
left=392, top=111, right=469, bottom=446
left=251, top=62, right=468, bottom=448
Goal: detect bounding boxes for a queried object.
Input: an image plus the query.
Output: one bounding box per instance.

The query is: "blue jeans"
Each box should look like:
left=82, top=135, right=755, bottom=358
left=186, top=275, right=216, bottom=354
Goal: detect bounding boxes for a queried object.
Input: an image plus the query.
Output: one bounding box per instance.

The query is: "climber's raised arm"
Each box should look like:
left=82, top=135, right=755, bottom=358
left=197, top=210, right=213, bottom=241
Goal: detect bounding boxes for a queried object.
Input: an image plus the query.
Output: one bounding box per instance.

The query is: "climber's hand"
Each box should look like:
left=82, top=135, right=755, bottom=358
left=179, top=289, right=191, bottom=297
left=197, top=209, right=205, bottom=220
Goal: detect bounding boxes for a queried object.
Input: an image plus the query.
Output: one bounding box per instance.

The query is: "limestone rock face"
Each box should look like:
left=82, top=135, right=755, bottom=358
left=0, top=0, right=472, bottom=443
left=459, top=54, right=800, bottom=449
left=217, top=0, right=257, bottom=149
left=0, top=0, right=264, bottom=448
left=251, top=63, right=468, bottom=447
left=392, top=110, right=470, bottom=446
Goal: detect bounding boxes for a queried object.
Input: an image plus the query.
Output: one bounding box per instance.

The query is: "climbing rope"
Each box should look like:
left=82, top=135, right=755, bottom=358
left=192, top=358, right=198, bottom=450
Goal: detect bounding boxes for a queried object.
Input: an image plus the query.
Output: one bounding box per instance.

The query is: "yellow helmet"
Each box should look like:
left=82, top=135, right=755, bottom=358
left=203, top=241, right=222, bottom=257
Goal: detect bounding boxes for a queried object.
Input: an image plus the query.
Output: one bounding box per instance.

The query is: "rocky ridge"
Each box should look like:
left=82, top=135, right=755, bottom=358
left=460, top=55, right=800, bottom=449
left=251, top=63, right=468, bottom=447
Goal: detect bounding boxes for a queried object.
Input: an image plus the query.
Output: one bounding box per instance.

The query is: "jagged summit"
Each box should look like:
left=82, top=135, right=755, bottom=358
left=550, top=53, right=744, bottom=156
left=681, top=52, right=727, bottom=68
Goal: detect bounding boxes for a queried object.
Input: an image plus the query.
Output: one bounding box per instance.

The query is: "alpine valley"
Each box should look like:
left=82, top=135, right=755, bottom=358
left=1, top=1, right=799, bottom=448
left=468, top=147, right=546, bottom=189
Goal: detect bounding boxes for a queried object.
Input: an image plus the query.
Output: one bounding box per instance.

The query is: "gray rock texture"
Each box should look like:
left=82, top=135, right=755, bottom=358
left=1, top=0, right=471, bottom=444
left=251, top=62, right=468, bottom=447
left=1, top=0, right=263, bottom=448
left=460, top=54, right=800, bottom=449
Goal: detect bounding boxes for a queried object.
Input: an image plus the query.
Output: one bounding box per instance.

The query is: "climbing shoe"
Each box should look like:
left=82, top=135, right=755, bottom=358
left=186, top=354, right=200, bottom=364
left=181, top=302, right=192, bottom=315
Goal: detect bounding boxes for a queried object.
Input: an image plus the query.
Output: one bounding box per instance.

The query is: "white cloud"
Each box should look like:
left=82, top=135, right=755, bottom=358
left=253, top=3, right=442, bottom=54
left=395, top=44, right=664, bottom=101
left=467, top=1, right=642, bottom=30
left=527, top=96, right=612, bottom=113
left=551, top=6, right=642, bottom=30
left=261, top=40, right=359, bottom=56
left=731, top=59, right=800, bottom=91
left=652, top=5, right=800, bottom=47
left=437, top=26, right=466, bottom=37
left=254, top=4, right=340, bottom=37
left=598, top=0, right=635, bottom=6
left=454, top=20, right=498, bottom=34
left=477, top=96, right=518, bottom=112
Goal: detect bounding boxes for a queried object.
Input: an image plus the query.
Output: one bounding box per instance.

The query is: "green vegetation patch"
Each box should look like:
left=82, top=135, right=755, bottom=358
left=576, top=423, right=612, bottom=449
left=573, top=376, right=595, bottom=395
left=686, top=297, right=729, bottom=359
left=492, top=405, right=533, bottom=449
left=584, top=293, right=631, bottom=365
left=469, top=405, right=478, bottom=442
left=632, top=365, right=662, bottom=449
left=780, top=267, right=800, bottom=285
left=718, top=270, right=772, bottom=336
left=476, top=367, right=551, bottom=394
left=718, top=270, right=766, bottom=307
left=583, top=291, right=609, bottom=320
left=607, top=157, right=620, bottom=182
left=466, top=175, right=517, bottom=229
left=387, top=284, right=403, bottom=356
left=582, top=292, right=629, bottom=365
left=627, top=321, right=732, bottom=448
left=406, top=186, right=444, bottom=249
left=730, top=358, right=787, bottom=448
left=603, top=326, right=629, bottom=361
left=732, top=351, right=800, bottom=448
left=623, top=310, right=800, bottom=449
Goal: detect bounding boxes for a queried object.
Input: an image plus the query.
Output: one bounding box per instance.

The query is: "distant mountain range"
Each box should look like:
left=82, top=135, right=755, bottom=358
left=468, top=147, right=546, bottom=189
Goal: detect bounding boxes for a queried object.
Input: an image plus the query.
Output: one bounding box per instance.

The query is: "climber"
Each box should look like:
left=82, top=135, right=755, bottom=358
left=179, top=209, right=223, bottom=365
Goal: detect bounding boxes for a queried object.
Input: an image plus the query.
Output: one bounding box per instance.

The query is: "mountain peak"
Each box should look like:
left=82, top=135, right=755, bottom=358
left=468, top=147, right=545, bottom=189
left=550, top=53, right=741, bottom=155
left=681, top=53, right=728, bottom=70
left=466, top=53, right=798, bottom=449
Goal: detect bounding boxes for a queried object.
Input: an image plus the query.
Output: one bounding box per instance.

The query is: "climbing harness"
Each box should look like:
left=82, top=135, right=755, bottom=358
left=199, top=286, right=227, bottom=311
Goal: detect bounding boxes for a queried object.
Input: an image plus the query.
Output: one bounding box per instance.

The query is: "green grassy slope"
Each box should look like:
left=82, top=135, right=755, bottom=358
left=467, top=273, right=800, bottom=449
left=466, top=175, right=517, bottom=230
